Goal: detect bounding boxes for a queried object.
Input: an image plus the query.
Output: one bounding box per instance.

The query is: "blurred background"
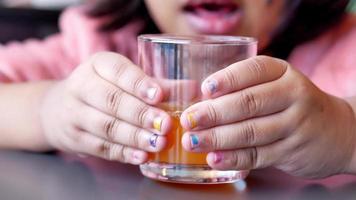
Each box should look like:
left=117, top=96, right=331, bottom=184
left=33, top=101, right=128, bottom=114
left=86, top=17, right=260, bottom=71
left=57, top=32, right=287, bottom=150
left=0, top=0, right=86, bottom=43
left=0, top=0, right=355, bottom=44
left=350, top=0, right=356, bottom=12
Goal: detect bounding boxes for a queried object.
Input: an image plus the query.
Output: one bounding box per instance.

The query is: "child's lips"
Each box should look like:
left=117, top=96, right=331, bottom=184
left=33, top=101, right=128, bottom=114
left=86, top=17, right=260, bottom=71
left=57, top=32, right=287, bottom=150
left=184, top=9, right=242, bottom=35
left=182, top=1, right=242, bottom=34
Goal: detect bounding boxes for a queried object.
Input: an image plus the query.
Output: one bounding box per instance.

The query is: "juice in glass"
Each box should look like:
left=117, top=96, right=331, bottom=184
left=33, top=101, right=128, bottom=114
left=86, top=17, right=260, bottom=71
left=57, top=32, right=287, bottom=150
left=149, top=107, right=207, bottom=165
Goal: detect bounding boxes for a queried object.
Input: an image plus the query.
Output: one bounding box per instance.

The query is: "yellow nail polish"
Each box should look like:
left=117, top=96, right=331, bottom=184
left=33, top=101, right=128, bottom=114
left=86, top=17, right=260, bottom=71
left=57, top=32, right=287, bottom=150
left=153, top=117, right=163, bottom=132
left=187, top=112, right=197, bottom=129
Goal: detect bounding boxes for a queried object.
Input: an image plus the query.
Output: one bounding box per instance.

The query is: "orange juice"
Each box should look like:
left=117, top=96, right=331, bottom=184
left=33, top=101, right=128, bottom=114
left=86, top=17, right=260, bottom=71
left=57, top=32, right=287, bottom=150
left=149, top=108, right=207, bottom=165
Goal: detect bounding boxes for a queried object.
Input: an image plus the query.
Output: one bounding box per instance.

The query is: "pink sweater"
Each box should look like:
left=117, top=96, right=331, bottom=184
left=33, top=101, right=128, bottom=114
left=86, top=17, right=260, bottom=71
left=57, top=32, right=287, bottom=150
left=0, top=8, right=355, bottom=97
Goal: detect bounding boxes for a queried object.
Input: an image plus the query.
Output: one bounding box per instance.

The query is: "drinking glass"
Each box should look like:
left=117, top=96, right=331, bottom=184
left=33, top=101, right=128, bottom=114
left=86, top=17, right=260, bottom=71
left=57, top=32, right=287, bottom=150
left=138, top=34, right=257, bottom=184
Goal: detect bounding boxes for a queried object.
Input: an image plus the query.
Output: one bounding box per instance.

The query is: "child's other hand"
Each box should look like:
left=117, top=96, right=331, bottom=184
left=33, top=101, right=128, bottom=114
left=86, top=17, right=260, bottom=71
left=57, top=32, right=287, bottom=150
left=40, top=52, right=171, bottom=164
left=181, top=55, right=356, bottom=178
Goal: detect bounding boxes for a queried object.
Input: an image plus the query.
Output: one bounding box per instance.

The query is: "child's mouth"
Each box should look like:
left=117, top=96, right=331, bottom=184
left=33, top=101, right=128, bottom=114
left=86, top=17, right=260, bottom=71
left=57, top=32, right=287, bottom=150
left=182, top=0, right=242, bottom=34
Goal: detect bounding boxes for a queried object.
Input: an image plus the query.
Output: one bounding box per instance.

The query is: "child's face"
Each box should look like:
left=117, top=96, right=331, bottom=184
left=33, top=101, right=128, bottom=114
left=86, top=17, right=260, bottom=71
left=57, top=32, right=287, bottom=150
left=144, top=0, right=286, bottom=49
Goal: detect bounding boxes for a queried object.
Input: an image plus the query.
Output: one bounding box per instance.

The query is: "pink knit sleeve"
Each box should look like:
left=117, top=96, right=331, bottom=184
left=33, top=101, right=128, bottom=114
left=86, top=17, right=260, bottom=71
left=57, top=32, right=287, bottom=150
left=288, top=15, right=356, bottom=97
left=0, top=34, right=76, bottom=82
left=0, top=7, right=114, bottom=83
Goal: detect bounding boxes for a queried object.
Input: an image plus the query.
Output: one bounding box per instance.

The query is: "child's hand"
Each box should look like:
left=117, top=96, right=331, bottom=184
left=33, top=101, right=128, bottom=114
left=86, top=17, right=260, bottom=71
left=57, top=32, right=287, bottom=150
left=40, top=52, right=171, bottom=164
left=181, top=56, right=356, bottom=178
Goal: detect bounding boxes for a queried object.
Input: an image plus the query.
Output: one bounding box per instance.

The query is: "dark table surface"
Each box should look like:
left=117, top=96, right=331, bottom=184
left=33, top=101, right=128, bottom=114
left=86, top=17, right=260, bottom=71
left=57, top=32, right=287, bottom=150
left=0, top=150, right=356, bottom=200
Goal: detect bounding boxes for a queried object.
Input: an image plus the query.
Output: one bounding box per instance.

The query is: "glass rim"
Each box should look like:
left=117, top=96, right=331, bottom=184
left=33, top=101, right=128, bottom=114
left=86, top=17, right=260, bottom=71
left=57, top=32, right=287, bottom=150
left=138, top=34, right=257, bottom=46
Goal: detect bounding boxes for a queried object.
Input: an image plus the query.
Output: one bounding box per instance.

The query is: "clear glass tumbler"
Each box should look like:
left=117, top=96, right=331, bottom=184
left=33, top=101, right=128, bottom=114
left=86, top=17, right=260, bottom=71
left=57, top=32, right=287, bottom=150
left=138, top=34, right=257, bottom=184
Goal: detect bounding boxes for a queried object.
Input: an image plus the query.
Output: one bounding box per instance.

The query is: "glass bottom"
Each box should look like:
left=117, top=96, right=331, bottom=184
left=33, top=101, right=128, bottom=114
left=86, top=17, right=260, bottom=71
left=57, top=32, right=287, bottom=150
left=140, top=162, right=249, bottom=184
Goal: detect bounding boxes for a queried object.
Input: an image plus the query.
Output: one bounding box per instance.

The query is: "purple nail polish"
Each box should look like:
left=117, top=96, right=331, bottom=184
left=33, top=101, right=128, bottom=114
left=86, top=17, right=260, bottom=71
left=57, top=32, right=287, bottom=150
left=206, top=79, right=218, bottom=94
left=149, top=134, right=159, bottom=148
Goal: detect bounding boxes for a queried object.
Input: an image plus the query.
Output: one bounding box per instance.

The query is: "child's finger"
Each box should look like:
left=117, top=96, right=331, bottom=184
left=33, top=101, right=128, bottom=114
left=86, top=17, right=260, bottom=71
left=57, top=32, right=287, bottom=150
left=76, top=74, right=172, bottom=135
left=206, top=142, right=285, bottom=170
left=91, top=52, right=164, bottom=104
left=73, top=131, right=148, bottom=165
left=201, top=55, right=288, bottom=98
left=181, top=111, right=289, bottom=152
left=73, top=104, right=167, bottom=152
left=180, top=76, right=292, bottom=130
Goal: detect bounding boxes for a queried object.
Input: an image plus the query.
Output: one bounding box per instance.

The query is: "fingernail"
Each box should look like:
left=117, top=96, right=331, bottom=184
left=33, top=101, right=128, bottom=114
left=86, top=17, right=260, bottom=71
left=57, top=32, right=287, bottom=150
left=146, top=87, right=157, bottom=100
left=205, top=79, right=218, bottom=95
left=153, top=117, right=163, bottom=132
left=213, top=152, right=223, bottom=164
left=149, top=134, right=159, bottom=148
left=132, top=151, right=145, bottom=163
left=133, top=151, right=142, bottom=160
left=187, top=112, right=198, bottom=129
left=190, top=134, right=199, bottom=149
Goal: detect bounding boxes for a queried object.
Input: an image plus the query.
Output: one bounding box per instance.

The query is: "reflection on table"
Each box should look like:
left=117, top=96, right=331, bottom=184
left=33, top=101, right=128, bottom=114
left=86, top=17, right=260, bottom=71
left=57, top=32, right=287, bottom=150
left=0, top=150, right=355, bottom=200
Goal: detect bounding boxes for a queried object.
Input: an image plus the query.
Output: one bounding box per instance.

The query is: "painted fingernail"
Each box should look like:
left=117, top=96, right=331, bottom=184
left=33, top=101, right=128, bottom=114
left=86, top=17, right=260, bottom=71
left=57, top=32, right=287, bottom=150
left=153, top=117, right=163, bottom=132
left=133, top=151, right=142, bottom=160
left=190, top=134, right=199, bottom=149
left=205, top=79, right=218, bottom=95
left=146, top=87, right=157, bottom=100
left=149, top=134, right=159, bottom=148
left=187, top=112, right=198, bottom=129
left=132, top=151, right=145, bottom=163
left=213, top=152, right=223, bottom=164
